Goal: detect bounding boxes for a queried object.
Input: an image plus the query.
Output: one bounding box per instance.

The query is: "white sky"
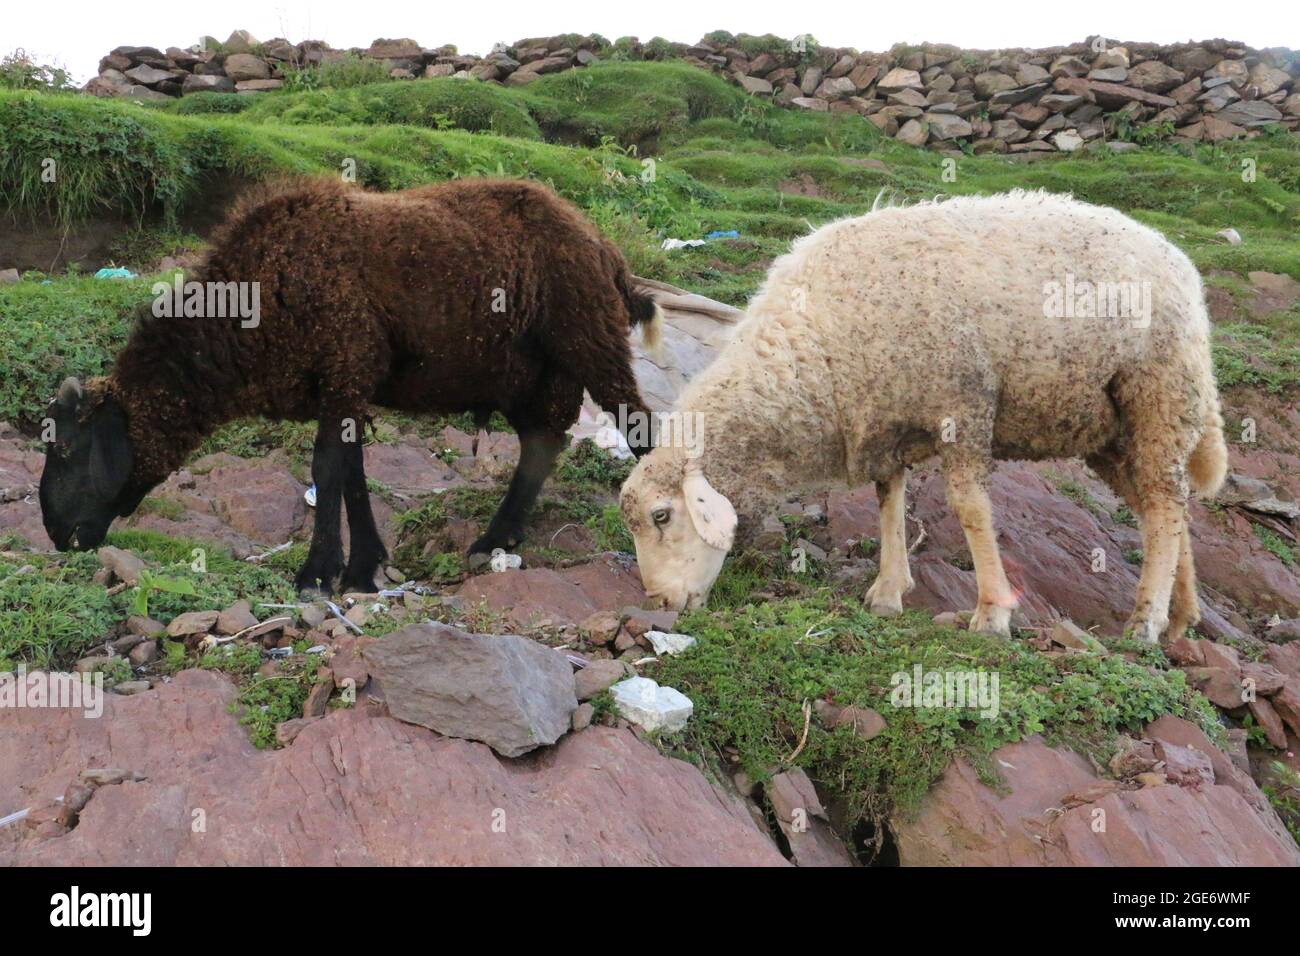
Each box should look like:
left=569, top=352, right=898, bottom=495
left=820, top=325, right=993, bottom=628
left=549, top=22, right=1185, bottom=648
left=11, top=0, right=1298, bottom=85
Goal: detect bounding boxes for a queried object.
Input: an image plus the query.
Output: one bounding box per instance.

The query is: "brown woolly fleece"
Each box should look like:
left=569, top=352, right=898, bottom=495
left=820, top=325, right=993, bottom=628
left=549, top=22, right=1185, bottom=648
left=96, top=176, right=658, bottom=486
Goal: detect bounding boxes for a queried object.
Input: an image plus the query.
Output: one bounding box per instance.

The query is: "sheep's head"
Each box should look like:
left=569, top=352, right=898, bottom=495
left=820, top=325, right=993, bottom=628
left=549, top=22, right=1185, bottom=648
left=39, top=377, right=144, bottom=551
left=620, top=449, right=737, bottom=611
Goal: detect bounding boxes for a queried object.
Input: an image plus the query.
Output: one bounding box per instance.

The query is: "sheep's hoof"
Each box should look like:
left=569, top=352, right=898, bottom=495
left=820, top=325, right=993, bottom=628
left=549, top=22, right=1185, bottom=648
left=868, top=598, right=903, bottom=618
left=1124, top=617, right=1164, bottom=645
left=968, top=605, right=1012, bottom=639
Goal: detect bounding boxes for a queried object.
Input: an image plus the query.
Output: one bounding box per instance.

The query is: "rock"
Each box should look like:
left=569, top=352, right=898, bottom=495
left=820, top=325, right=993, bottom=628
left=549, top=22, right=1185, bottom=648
left=303, top=674, right=334, bottom=719
left=455, top=555, right=645, bottom=630
left=1152, top=739, right=1215, bottom=788
left=222, top=30, right=260, bottom=55
left=166, top=610, right=220, bottom=638
left=790, top=96, right=828, bottom=111
left=126, top=615, right=165, bottom=637
left=578, top=610, right=621, bottom=645
left=620, top=606, right=679, bottom=638
left=896, top=119, right=929, bottom=146
left=1217, top=100, right=1284, bottom=127
left=830, top=705, right=887, bottom=740
left=1048, top=619, right=1106, bottom=653
left=113, top=681, right=151, bottom=696
left=1, top=670, right=783, bottom=866
left=1272, top=682, right=1300, bottom=737
left=924, top=112, right=972, bottom=140
left=1052, top=130, right=1085, bottom=152
left=1050, top=55, right=1090, bottom=78
left=1087, top=80, right=1176, bottom=109
left=574, top=659, right=627, bottom=701
left=737, top=75, right=773, bottom=96
left=974, top=71, right=1018, bottom=97
left=182, top=74, right=236, bottom=94
left=362, top=623, right=576, bottom=757
left=220, top=53, right=270, bottom=82
left=97, top=546, right=144, bottom=586
left=275, top=717, right=319, bottom=746
left=127, top=641, right=157, bottom=667
left=1088, top=66, right=1129, bottom=84
left=235, top=79, right=284, bottom=92
left=894, top=732, right=1300, bottom=865
left=1248, top=698, right=1289, bottom=748
left=768, top=767, right=855, bottom=867
left=877, top=68, right=923, bottom=93
left=0, top=268, right=19, bottom=284
left=610, top=676, right=693, bottom=733
left=216, top=600, right=259, bottom=636
left=1126, top=60, right=1185, bottom=93
left=1247, top=63, right=1292, bottom=97
left=123, top=64, right=176, bottom=87
left=1242, top=661, right=1287, bottom=696
left=571, top=702, right=594, bottom=731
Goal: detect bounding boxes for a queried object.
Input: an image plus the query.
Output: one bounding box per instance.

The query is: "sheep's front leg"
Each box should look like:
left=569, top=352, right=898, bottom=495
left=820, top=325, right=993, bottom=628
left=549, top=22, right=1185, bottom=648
left=339, top=438, right=388, bottom=594
left=469, top=429, right=568, bottom=561
left=296, top=420, right=347, bottom=597
left=943, top=462, right=1016, bottom=638
left=864, top=469, right=913, bottom=616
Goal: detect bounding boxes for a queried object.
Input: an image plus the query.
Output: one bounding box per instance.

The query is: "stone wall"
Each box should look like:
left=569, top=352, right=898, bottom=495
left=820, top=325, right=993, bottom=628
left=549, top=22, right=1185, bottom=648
left=85, top=29, right=1299, bottom=153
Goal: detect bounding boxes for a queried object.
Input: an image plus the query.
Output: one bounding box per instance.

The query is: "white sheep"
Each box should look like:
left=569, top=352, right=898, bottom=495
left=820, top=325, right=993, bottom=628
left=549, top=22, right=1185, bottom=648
left=620, top=190, right=1226, bottom=643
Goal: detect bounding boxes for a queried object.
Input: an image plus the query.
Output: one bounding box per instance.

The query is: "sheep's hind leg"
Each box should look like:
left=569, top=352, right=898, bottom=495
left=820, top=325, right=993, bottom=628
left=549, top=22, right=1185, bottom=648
left=943, top=459, right=1016, bottom=638
left=296, top=420, right=347, bottom=598
left=469, top=429, right=569, bottom=562
left=338, top=437, right=388, bottom=594
left=1126, top=495, right=1186, bottom=644
left=864, top=469, right=914, bottom=616
left=1166, top=525, right=1201, bottom=642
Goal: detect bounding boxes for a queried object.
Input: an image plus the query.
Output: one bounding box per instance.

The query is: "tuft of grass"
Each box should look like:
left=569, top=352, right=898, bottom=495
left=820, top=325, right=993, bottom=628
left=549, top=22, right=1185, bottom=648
left=653, top=595, right=1221, bottom=829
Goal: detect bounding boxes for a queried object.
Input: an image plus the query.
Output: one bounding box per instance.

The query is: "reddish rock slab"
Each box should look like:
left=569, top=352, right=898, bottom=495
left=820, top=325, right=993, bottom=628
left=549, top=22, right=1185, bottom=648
left=893, top=730, right=1300, bottom=866
left=0, top=670, right=785, bottom=867
left=457, top=553, right=646, bottom=629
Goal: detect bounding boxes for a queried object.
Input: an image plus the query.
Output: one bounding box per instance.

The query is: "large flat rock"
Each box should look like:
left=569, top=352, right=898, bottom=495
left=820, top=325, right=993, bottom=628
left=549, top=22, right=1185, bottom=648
left=0, top=669, right=785, bottom=866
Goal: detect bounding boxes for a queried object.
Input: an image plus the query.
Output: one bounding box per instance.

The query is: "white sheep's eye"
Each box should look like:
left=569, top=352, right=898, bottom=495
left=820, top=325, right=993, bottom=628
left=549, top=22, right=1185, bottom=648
left=651, top=507, right=670, bottom=526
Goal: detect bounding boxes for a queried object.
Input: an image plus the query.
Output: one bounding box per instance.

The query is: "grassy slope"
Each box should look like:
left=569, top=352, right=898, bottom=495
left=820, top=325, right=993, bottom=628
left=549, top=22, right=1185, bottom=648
left=1, top=63, right=1297, bottom=820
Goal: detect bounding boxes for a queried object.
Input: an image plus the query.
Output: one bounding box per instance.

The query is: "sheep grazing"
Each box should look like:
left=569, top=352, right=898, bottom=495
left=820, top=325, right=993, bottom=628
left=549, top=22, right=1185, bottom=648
left=40, top=176, right=662, bottom=596
left=621, top=190, right=1227, bottom=644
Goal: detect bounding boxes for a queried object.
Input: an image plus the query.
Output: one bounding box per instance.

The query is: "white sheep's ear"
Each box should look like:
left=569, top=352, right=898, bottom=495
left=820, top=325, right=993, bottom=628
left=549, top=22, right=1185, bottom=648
left=681, top=463, right=737, bottom=552
left=57, top=377, right=83, bottom=406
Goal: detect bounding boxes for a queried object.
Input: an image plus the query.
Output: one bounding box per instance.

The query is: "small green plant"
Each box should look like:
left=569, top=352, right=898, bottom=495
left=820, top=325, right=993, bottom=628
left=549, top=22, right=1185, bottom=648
left=1254, top=524, right=1297, bottom=566
left=0, top=49, right=72, bottom=91
left=127, top=568, right=198, bottom=618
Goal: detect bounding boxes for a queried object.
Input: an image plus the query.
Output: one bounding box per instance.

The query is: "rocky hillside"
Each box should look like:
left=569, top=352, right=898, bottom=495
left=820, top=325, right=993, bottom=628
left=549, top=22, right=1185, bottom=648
left=84, top=29, right=1299, bottom=153
left=1, top=39, right=1298, bottom=866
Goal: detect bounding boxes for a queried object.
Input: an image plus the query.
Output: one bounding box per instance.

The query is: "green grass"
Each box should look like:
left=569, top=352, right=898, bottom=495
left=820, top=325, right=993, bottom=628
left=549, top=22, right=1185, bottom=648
left=653, top=596, right=1221, bottom=829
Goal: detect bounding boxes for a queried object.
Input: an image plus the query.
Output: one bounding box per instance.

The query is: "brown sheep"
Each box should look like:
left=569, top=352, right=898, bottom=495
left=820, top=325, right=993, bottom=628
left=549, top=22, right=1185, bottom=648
left=40, top=176, right=661, bottom=596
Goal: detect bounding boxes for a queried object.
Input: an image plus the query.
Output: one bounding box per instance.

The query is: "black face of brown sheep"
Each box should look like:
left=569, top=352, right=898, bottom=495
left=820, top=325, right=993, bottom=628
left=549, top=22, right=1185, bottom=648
left=40, top=378, right=146, bottom=551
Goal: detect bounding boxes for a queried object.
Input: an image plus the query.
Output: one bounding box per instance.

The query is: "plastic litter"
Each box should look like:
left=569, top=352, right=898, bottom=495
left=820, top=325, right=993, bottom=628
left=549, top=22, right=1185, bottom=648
left=267, top=647, right=293, bottom=659
left=1216, top=228, right=1242, bottom=245
left=324, top=600, right=364, bottom=635
left=489, top=549, right=522, bottom=572
left=305, top=645, right=328, bottom=654
left=594, top=424, right=634, bottom=460
left=660, top=238, right=706, bottom=250
left=304, top=484, right=317, bottom=507
left=0, top=807, right=30, bottom=829
left=644, top=630, right=696, bottom=656
left=93, top=267, right=136, bottom=280
left=705, top=229, right=739, bottom=239
left=610, top=676, right=693, bottom=733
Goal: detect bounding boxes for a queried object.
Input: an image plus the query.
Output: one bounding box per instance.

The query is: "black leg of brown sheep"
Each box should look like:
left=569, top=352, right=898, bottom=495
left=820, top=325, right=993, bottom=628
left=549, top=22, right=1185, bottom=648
left=469, top=429, right=569, bottom=560
left=339, top=438, right=388, bottom=594
left=296, top=420, right=347, bottom=597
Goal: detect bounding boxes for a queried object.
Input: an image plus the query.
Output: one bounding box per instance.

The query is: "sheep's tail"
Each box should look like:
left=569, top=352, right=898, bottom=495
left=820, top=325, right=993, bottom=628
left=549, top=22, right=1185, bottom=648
left=621, top=278, right=665, bottom=357
left=1188, top=404, right=1228, bottom=499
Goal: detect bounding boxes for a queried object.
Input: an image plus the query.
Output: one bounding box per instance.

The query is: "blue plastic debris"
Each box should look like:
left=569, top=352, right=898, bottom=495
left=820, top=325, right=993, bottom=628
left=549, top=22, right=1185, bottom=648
left=93, top=267, right=136, bottom=280
left=705, top=230, right=739, bottom=239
